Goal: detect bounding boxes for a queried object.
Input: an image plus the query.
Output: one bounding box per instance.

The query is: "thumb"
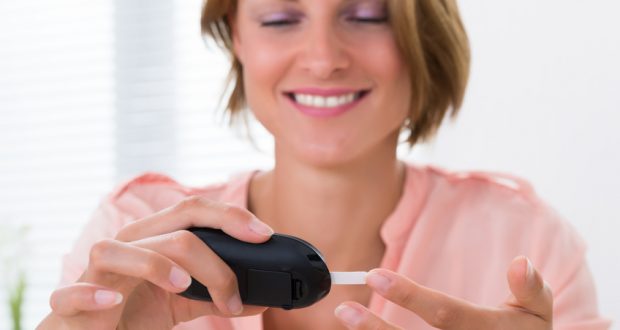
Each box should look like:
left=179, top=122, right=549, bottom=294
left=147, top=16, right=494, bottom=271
left=506, top=256, right=553, bottom=321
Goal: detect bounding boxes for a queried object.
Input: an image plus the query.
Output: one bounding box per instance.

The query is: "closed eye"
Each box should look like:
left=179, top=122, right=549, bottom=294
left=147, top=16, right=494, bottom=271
left=264, top=18, right=385, bottom=27
left=261, top=19, right=299, bottom=27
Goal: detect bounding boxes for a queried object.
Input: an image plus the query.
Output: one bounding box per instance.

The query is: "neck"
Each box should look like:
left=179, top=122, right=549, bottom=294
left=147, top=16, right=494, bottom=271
left=248, top=137, right=405, bottom=270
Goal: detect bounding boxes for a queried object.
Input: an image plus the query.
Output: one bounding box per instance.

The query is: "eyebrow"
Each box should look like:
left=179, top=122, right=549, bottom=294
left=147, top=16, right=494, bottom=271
left=272, top=0, right=383, bottom=6
left=257, top=0, right=383, bottom=8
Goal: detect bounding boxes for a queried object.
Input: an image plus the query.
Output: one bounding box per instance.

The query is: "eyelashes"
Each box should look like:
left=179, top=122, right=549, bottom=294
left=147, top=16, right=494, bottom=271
left=261, top=19, right=299, bottom=27
left=347, top=16, right=388, bottom=24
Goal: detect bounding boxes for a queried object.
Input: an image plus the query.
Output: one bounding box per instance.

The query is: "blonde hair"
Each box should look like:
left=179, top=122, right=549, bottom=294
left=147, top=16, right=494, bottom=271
left=201, top=0, right=470, bottom=146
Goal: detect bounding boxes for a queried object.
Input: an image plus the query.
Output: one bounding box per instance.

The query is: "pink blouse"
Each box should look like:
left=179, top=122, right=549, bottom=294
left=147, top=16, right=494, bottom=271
left=59, top=163, right=611, bottom=329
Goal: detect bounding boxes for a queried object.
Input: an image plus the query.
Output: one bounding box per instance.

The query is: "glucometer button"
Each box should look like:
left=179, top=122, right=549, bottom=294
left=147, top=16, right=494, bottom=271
left=247, top=269, right=293, bottom=308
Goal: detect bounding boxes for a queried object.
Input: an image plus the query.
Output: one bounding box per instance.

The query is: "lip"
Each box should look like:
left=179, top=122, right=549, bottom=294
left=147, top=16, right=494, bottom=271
left=283, top=88, right=371, bottom=118
left=285, top=88, right=365, bottom=96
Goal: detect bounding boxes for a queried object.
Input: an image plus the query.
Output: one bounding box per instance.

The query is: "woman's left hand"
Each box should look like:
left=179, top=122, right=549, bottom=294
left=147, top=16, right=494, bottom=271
left=335, top=256, right=552, bottom=330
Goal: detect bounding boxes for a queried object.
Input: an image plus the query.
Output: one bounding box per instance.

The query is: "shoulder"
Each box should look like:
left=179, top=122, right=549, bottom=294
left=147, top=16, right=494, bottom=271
left=415, top=164, right=554, bottom=222
left=110, top=172, right=228, bottom=202
left=420, top=164, right=538, bottom=206
left=105, top=171, right=252, bottom=220
left=408, top=163, right=585, bottom=254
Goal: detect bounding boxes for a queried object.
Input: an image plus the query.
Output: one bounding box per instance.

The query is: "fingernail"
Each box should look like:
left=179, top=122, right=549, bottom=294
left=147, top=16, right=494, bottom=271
left=366, top=271, right=392, bottom=294
left=335, top=304, right=362, bottom=326
left=227, top=294, right=243, bottom=315
left=525, top=258, right=535, bottom=284
left=248, top=217, right=274, bottom=236
left=94, top=290, right=123, bottom=306
left=170, top=267, right=192, bottom=289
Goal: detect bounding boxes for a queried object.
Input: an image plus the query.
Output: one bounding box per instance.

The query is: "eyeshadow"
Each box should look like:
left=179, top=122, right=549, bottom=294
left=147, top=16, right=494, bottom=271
left=261, top=11, right=301, bottom=22
left=344, top=0, right=387, bottom=19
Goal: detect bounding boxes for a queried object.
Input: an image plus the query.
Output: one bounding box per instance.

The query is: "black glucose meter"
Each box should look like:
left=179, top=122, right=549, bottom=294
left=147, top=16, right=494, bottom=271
left=179, top=227, right=332, bottom=310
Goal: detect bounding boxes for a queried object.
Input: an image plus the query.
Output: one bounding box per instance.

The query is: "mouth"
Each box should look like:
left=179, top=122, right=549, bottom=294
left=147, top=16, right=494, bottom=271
left=284, top=90, right=370, bottom=109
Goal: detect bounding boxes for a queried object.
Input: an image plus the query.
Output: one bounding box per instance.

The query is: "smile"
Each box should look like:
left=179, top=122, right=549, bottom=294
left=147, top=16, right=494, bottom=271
left=287, top=91, right=367, bottom=108
left=283, top=88, right=371, bottom=118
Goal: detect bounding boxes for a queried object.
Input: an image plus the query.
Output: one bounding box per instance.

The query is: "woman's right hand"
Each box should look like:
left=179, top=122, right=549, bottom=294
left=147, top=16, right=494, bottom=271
left=37, top=196, right=274, bottom=330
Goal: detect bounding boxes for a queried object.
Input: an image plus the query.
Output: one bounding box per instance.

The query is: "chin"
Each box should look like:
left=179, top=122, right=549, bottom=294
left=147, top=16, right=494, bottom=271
left=288, top=140, right=366, bottom=169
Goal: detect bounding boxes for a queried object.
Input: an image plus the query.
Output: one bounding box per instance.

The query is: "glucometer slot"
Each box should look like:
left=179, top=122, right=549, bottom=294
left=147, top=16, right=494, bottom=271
left=292, top=279, right=304, bottom=301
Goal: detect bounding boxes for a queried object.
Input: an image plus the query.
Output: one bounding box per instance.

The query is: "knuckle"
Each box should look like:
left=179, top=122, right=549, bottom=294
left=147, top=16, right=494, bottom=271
left=430, top=305, right=459, bottom=329
left=89, top=239, right=116, bottom=266
left=221, top=203, right=252, bottom=221
left=175, top=196, right=209, bottom=211
left=135, top=251, right=161, bottom=278
left=50, top=287, right=78, bottom=314
left=49, top=290, right=63, bottom=312
left=212, top=269, right=238, bottom=293
left=394, top=287, right=414, bottom=308
left=168, top=230, right=197, bottom=256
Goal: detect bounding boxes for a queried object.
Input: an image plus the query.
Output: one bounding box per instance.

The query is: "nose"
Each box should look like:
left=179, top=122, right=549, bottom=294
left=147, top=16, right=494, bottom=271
left=298, top=22, right=350, bottom=80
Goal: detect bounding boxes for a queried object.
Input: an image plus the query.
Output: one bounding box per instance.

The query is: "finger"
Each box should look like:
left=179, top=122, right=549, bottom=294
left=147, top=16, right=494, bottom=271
left=334, top=302, right=401, bottom=330
left=176, top=298, right=268, bottom=321
left=49, top=283, right=123, bottom=316
left=506, top=256, right=553, bottom=321
left=366, top=269, right=497, bottom=329
left=86, top=239, right=193, bottom=295
left=132, top=230, right=244, bottom=316
left=115, top=196, right=273, bottom=243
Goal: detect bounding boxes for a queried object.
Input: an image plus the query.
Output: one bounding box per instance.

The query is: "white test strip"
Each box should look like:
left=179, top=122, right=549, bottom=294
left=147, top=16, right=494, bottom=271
left=330, top=272, right=368, bottom=285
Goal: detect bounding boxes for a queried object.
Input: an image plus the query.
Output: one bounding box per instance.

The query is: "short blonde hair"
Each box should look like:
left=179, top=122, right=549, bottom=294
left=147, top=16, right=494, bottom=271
left=201, top=0, right=470, bottom=146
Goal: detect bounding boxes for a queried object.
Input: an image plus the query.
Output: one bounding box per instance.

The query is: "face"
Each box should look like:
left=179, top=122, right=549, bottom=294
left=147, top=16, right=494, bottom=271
left=233, top=0, right=411, bottom=167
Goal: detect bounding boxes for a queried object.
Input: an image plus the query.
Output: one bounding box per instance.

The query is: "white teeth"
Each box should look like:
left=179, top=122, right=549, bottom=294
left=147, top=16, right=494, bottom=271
left=293, top=92, right=360, bottom=108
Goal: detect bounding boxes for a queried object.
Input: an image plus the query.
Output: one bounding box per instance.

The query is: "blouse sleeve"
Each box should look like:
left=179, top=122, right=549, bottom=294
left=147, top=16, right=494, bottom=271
left=531, top=203, right=612, bottom=329
left=554, top=260, right=612, bottom=329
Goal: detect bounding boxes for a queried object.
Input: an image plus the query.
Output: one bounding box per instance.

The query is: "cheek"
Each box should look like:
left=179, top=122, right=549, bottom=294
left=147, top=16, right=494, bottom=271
left=358, top=38, right=411, bottom=125
left=240, top=37, right=292, bottom=130
left=243, top=42, right=286, bottom=93
left=372, top=37, right=410, bottom=91
left=237, top=27, right=296, bottom=90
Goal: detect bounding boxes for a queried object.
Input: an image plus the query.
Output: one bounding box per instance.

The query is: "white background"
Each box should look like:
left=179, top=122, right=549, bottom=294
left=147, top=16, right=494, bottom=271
left=0, top=0, right=618, bottom=328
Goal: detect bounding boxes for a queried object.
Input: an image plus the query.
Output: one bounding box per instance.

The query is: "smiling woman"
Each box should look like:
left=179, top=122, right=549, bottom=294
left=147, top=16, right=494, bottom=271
left=36, top=0, right=611, bottom=329
left=204, top=0, right=470, bottom=147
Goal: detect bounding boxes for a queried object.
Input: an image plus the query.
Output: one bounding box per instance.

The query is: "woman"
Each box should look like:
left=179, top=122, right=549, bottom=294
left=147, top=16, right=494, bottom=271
left=38, top=0, right=610, bottom=329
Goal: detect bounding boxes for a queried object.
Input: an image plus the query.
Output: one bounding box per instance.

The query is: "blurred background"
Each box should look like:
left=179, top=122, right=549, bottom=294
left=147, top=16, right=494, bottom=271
left=0, top=0, right=618, bottom=328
